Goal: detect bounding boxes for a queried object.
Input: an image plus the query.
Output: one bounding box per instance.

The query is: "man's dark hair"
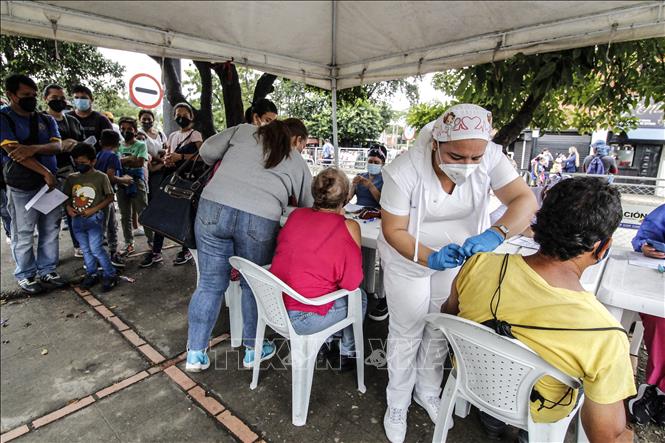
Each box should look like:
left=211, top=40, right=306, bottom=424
left=118, top=116, right=138, bottom=130
left=43, top=84, right=64, bottom=98
left=4, top=74, right=38, bottom=94
left=71, top=143, right=97, bottom=161
left=99, top=129, right=120, bottom=147
left=138, top=109, right=155, bottom=120
left=71, top=84, right=93, bottom=99
left=532, top=177, right=622, bottom=260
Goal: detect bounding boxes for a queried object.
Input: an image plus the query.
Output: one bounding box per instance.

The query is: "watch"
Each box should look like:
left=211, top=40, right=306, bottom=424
left=491, top=224, right=509, bottom=239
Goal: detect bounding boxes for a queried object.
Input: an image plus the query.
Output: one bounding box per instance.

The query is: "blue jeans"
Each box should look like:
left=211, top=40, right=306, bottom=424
left=288, top=291, right=368, bottom=356
left=7, top=186, right=61, bottom=280
left=187, top=199, right=280, bottom=350
left=0, top=187, right=10, bottom=237
left=72, top=211, right=116, bottom=279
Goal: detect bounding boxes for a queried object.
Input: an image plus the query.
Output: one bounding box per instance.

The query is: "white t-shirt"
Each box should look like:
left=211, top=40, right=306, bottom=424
left=139, top=129, right=167, bottom=158
left=166, top=129, right=203, bottom=153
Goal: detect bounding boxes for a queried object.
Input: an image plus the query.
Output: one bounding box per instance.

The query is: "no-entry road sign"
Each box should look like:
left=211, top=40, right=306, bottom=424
left=129, top=73, right=164, bottom=109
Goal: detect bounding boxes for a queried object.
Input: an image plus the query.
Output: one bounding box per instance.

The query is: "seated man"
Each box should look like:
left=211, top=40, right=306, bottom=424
left=443, top=176, right=635, bottom=442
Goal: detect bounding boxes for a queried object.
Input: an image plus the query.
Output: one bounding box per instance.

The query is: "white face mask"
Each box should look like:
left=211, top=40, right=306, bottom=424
left=367, top=163, right=382, bottom=175
left=437, top=148, right=479, bottom=185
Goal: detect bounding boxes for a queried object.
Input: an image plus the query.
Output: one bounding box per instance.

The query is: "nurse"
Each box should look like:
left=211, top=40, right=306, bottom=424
left=378, top=104, right=538, bottom=442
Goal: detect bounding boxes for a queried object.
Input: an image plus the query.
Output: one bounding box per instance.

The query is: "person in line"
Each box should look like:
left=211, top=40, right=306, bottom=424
left=43, top=84, right=85, bottom=257
left=244, top=98, right=278, bottom=126
left=69, top=85, right=113, bottom=144
left=116, top=117, right=149, bottom=256
left=1, top=74, right=66, bottom=294
left=540, top=148, right=553, bottom=171
left=95, top=129, right=133, bottom=268
left=138, top=109, right=167, bottom=163
left=184, top=119, right=313, bottom=372
left=140, top=103, right=203, bottom=268
left=348, top=145, right=386, bottom=210
left=563, top=146, right=580, bottom=173
left=583, top=140, right=618, bottom=176
left=628, top=202, right=665, bottom=426
left=271, top=168, right=367, bottom=371
left=102, top=111, right=122, bottom=136
left=64, top=143, right=118, bottom=292
left=378, top=104, right=537, bottom=442
left=443, top=177, right=636, bottom=442
left=321, top=138, right=334, bottom=166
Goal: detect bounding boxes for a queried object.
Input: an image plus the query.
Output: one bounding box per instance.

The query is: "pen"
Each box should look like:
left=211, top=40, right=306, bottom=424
left=362, top=218, right=377, bottom=223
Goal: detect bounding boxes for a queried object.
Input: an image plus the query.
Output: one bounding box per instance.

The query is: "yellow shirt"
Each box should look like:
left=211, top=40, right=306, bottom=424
left=456, top=253, right=636, bottom=422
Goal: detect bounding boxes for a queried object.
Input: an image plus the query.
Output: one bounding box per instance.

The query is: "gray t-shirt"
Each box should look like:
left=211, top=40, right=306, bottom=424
left=200, top=124, right=314, bottom=221
left=582, top=154, right=617, bottom=174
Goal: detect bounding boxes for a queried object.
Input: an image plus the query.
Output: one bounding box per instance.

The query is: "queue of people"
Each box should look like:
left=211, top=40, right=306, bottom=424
left=2, top=72, right=662, bottom=442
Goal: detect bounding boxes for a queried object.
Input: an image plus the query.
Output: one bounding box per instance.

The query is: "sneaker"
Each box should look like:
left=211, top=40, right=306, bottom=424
left=17, top=277, right=44, bottom=295
left=185, top=350, right=210, bottom=372
left=74, top=248, right=83, bottom=258
left=173, top=250, right=193, bottom=266
left=5, top=236, right=12, bottom=245
left=40, top=272, right=68, bottom=288
left=653, top=389, right=665, bottom=426
left=110, top=253, right=126, bottom=268
left=478, top=410, right=507, bottom=440
left=102, top=275, right=118, bottom=292
left=384, top=406, right=408, bottom=443
left=629, top=384, right=660, bottom=425
left=120, top=244, right=135, bottom=257
left=80, top=274, right=100, bottom=290
left=133, top=226, right=145, bottom=236
left=413, top=392, right=440, bottom=423
left=140, top=253, right=163, bottom=268
left=242, top=341, right=277, bottom=368
left=368, top=297, right=389, bottom=321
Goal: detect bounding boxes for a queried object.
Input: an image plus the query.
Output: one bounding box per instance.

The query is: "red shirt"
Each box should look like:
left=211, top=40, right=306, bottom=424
left=270, top=208, right=363, bottom=315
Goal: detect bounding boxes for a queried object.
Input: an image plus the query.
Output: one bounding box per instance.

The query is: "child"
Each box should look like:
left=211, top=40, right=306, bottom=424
left=64, top=143, right=118, bottom=291
left=96, top=129, right=133, bottom=268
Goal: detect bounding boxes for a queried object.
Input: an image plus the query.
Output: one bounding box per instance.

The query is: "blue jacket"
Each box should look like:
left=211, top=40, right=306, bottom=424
left=632, top=203, right=665, bottom=251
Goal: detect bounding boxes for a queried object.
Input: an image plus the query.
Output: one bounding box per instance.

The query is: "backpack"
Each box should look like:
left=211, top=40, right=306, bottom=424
left=586, top=155, right=606, bottom=175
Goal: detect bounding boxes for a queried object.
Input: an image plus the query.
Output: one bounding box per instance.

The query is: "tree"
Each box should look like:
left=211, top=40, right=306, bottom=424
left=0, top=35, right=126, bottom=108
left=405, top=102, right=450, bottom=131
left=431, top=38, right=665, bottom=148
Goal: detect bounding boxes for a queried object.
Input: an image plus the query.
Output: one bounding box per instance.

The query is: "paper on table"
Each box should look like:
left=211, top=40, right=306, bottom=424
left=344, top=203, right=364, bottom=213
left=24, top=185, right=68, bottom=214
left=83, top=136, right=96, bottom=146
left=627, top=251, right=665, bottom=270
left=507, top=235, right=539, bottom=250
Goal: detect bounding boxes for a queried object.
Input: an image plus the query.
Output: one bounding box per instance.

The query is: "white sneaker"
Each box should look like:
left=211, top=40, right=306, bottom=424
left=413, top=392, right=440, bottom=423
left=384, top=406, right=407, bottom=443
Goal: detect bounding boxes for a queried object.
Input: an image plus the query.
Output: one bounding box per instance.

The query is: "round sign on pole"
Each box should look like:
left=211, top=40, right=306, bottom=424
left=128, top=73, right=164, bottom=109
left=403, top=125, right=416, bottom=141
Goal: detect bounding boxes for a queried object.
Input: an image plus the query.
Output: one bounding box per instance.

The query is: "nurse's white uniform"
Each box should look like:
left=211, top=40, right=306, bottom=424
left=377, top=121, right=518, bottom=408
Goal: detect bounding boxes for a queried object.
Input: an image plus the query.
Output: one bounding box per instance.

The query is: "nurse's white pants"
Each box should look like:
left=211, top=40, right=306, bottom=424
left=384, top=265, right=456, bottom=409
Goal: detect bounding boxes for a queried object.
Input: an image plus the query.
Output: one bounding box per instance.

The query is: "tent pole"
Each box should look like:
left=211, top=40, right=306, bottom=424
left=332, top=78, right=339, bottom=167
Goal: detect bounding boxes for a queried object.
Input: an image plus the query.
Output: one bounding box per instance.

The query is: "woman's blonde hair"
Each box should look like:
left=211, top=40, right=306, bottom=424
left=312, top=168, right=350, bottom=210
left=568, top=146, right=580, bottom=167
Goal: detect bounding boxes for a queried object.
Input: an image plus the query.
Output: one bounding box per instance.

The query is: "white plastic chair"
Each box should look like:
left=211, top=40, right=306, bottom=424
left=229, top=256, right=366, bottom=426
left=189, top=249, right=243, bottom=348
left=424, top=313, right=587, bottom=443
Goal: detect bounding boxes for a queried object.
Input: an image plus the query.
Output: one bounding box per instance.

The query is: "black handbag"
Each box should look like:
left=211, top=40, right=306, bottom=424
left=139, top=155, right=213, bottom=249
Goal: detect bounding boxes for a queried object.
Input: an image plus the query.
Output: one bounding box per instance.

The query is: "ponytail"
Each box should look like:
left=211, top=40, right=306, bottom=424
left=257, top=120, right=292, bottom=169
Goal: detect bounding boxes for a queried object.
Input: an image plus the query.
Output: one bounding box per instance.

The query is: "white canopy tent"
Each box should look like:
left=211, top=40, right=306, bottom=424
left=2, top=0, right=664, bottom=161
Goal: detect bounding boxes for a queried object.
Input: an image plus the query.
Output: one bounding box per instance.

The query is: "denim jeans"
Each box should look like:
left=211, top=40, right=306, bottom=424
left=288, top=290, right=368, bottom=356
left=102, top=202, right=119, bottom=254
left=116, top=179, right=149, bottom=246
left=7, top=186, right=61, bottom=280
left=187, top=198, right=280, bottom=350
left=58, top=177, right=79, bottom=248
left=72, top=211, right=116, bottom=278
left=0, top=187, right=11, bottom=237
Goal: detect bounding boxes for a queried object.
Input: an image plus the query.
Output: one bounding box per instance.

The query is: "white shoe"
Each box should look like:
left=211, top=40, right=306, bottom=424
left=413, top=392, right=440, bottom=423
left=384, top=406, right=407, bottom=443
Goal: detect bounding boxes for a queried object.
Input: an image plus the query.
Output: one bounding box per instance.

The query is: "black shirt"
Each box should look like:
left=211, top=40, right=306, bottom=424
left=44, top=112, right=85, bottom=169
left=69, top=110, right=113, bottom=141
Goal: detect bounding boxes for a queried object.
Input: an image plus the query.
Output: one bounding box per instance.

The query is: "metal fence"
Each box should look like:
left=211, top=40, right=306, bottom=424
left=304, top=147, right=403, bottom=176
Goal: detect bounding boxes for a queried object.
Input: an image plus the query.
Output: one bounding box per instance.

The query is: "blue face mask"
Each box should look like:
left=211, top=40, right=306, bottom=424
left=73, top=98, right=91, bottom=112
left=76, top=164, right=92, bottom=173
left=367, top=163, right=382, bottom=175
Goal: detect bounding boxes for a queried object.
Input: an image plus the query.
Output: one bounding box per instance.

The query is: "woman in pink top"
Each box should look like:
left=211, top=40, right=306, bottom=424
left=270, top=168, right=367, bottom=370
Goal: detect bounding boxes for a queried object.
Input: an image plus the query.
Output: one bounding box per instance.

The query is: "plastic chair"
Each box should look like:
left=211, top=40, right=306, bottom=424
left=229, top=256, right=366, bottom=426
left=189, top=249, right=243, bottom=348
left=424, top=313, right=587, bottom=443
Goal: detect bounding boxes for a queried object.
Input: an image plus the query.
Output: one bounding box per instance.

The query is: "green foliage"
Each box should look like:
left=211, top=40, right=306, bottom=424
left=0, top=35, right=126, bottom=111
left=431, top=38, right=665, bottom=136
left=405, top=102, right=450, bottom=131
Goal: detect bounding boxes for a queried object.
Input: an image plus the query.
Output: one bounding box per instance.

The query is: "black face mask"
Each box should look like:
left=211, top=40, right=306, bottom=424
left=175, top=116, right=191, bottom=128
left=17, top=96, right=38, bottom=113
left=122, top=131, right=135, bottom=142
left=47, top=99, right=67, bottom=112
left=76, top=164, right=92, bottom=173
left=141, top=121, right=153, bottom=130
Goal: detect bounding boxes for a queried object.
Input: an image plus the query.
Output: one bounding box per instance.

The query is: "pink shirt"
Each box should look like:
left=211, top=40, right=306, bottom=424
left=270, top=208, right=363, bottom=315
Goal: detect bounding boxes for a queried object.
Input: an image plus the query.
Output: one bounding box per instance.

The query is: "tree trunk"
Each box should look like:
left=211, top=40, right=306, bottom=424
left=212, top=62, right=244, bottom=128
left=192, top=60, right=216, bottom=138
left=492, top=92, right=546, bottom=150
left=252, top=73, right=278, bottom=104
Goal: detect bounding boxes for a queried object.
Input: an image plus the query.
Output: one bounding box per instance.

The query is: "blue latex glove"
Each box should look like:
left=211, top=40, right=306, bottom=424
left=461, top=228, right=504, bottom=257
left=427, top=244, right=466, bottom=270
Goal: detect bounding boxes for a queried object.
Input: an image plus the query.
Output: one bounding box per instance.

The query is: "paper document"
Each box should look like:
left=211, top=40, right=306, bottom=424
left=344, top=203, right=364, bottom=213
left=83, top=136, right=96, bottom=146
left=627, top=251, right=665, bottom=270
left=24, top=185, right=68, bottom=214
left=507, top=236, right=539, bottom=250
